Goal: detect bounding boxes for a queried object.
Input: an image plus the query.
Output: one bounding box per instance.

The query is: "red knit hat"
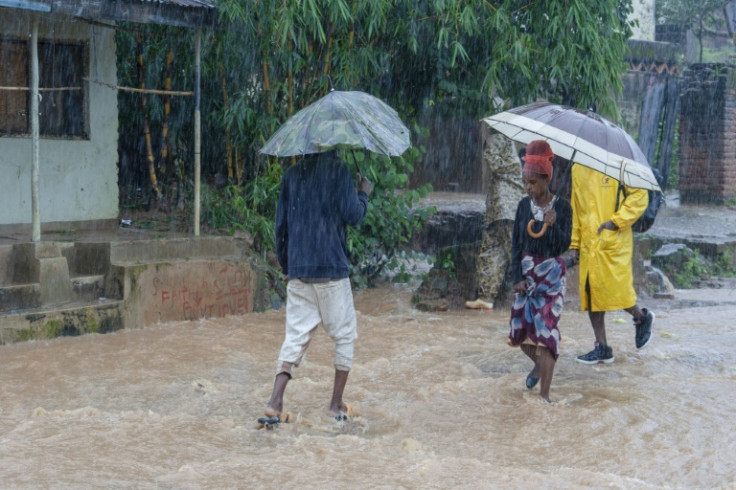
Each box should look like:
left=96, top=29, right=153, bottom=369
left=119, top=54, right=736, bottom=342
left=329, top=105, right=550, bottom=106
left=522, top=140, right=554, bottom=178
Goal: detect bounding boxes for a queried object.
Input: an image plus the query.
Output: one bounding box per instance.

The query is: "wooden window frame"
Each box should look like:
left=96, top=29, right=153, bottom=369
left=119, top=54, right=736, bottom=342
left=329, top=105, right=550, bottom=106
left=0, top=38, right=89, bottom=139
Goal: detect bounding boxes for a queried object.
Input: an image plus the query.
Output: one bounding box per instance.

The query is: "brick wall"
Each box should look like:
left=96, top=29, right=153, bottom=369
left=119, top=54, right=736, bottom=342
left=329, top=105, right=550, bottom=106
left=678, top=63, right=736, bottom=204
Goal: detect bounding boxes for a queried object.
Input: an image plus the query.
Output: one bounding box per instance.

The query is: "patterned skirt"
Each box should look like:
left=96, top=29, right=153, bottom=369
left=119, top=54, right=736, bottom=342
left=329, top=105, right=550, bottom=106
left=508, top=254, right=567, bottom=359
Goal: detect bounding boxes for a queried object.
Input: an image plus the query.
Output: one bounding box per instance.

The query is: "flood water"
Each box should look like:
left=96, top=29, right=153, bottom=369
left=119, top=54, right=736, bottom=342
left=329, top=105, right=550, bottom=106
left=1, top=281, right=735, bottom=488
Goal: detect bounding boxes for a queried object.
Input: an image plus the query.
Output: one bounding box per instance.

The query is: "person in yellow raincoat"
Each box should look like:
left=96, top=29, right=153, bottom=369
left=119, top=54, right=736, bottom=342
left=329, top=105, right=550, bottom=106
left=568, top=164, right=655, bottom=364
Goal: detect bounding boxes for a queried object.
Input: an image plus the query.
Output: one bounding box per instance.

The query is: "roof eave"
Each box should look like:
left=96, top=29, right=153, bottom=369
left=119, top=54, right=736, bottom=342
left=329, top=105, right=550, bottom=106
left=8, top=1, right=219, bottom=29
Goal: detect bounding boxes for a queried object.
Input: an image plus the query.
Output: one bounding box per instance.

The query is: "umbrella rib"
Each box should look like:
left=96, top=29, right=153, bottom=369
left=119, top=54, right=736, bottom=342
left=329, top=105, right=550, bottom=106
left=339, top=94, right=376, bottom=153
left=344, top=93, right=396, bottom=155
left=300, top=96, right=329, bottom=154
left=481, top=103, right=660, bottom=191
left=260, top=90, right=411, bottom=158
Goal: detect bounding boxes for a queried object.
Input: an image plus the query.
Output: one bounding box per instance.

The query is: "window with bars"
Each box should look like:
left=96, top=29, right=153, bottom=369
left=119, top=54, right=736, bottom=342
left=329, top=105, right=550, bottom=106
left=0, top=39, right=89, bottom=138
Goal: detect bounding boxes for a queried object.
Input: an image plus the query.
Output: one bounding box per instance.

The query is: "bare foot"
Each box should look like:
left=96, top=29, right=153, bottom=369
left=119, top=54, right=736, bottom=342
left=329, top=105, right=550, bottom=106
left=264, top=405, right=282, bottom=418
left=329, top=402, right=354, bottom=420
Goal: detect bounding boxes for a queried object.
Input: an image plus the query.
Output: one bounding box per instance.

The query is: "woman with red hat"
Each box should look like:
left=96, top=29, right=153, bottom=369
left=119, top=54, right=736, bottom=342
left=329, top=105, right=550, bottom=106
left=508, top=140, right=572, bottom=402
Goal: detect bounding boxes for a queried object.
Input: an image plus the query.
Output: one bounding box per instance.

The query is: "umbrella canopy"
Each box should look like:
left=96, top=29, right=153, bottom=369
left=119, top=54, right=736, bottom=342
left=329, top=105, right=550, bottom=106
left=482, top=102, right=661, bottom=191
left=260, top=90, right=410, bottom=157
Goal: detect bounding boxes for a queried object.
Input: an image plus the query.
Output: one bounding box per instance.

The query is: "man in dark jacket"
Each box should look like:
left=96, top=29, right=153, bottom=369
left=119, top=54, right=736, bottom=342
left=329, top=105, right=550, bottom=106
left=264, top=150, right=372, bottom=421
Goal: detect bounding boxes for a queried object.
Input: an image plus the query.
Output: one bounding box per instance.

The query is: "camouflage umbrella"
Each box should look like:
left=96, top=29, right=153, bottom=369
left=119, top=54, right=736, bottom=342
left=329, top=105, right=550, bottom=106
left=259, top=90, right=410, bottom=157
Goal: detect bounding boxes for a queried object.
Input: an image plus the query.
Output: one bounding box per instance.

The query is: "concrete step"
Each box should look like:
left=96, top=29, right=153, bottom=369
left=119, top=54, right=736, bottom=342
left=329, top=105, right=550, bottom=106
left=0, top=283, right=41, bottom=312
left=0, top=298, right=125, bottom=345
left=71, top=274, right=106, bottom=302
left=0, top=274, right=106, bottom=313
left=0, top=243, right=14, bottom=286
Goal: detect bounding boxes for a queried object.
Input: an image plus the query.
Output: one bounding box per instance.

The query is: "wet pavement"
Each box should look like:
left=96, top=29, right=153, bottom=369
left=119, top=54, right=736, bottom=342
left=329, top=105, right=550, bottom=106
left=648, top=192, right=736, bottom=245
left=0, top=193, right=734, bottom=487
left=0, top=278, right=735, bottom=488
left=419, top=190, right=736, bottom=247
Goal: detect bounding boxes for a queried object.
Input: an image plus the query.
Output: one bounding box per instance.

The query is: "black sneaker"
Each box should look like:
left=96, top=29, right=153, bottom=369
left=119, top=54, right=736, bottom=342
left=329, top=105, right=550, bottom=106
left=576, top=342, right=614, bottom=364
left=635, top=308, right=655, bottom=349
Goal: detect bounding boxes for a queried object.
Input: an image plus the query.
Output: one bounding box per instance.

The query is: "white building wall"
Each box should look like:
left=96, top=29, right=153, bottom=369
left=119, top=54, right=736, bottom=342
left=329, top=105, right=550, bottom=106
left=0, top=12, right=119, bottom=226
left=630, top=0, right=656, bottom=41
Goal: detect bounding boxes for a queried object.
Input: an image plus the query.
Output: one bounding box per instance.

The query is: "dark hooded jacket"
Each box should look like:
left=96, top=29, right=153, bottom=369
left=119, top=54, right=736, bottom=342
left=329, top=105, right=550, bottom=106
left=275, top=151, right=368, bottom=279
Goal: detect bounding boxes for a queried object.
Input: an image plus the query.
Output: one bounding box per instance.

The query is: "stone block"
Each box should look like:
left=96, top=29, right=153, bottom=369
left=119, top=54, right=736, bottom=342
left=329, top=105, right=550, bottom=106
left=39, top=257, right=72, bottom=305
left=67, top=242, right=111, bottom=276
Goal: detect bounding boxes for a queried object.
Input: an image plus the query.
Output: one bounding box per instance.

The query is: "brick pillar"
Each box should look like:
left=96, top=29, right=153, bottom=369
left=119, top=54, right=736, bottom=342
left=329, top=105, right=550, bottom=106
left=678, top=63, right=736, bottom=204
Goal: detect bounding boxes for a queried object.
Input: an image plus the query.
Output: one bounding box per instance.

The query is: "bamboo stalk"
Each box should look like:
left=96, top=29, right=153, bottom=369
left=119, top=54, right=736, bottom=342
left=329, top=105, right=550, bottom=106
left=323, top=29, right=333, bottom=77
left=4, top=80, right=193, bottom=96
left=84, top=78, right=193, bottom=96
left=288, top=69, right=293, bottom=115
left=137, top=34, right=162, bottom=203
left=348, top=28, right=354, bottom=86
left=235, top=147, right=243, bottom=184
left=304, top=41, right=317, bottom=100
left=288, top=34, right=293, bottom=115
left=261, top=49, right=272, bottom=115
left=219, top=61, right=234, bottom=181
left=0, top=86, right=81, bottom=91
left=159, top=47, right=173, bottom=178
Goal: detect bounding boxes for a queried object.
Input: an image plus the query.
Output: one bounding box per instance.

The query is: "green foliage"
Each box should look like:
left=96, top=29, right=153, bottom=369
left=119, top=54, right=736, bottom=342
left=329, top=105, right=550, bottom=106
left=201, top=158, right=282, bottom=252
left=115, top=25, right=196, bottom=196
left=671, top=250, right=709, bottom=288
left=385, top=251, right=432, bottom=284
left=116, top=0, right=636, bottom=283
left=713, top=245, right=736, bottom=277
left=209, top=0, right=636, bottom=168
left=656, top=0, right=733, bottom=62
left=665, top=246, right=736, bottom=288
left=656, top=0, right=731, bottom=27
left=345, top=146, right=435, bottom=286
left=667, top=120, right=680, bottom=189
left=429, top=247, right=458, bottom=281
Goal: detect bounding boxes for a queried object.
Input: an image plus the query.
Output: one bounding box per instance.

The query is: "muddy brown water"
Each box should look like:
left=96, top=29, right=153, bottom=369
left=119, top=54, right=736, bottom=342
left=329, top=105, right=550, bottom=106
left=1, top=281, right=735, bottom=488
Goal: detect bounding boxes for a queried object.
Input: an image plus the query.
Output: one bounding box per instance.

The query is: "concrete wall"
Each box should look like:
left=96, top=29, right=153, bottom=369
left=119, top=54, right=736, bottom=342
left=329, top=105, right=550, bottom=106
left=116, top=261, right=258, bottom=327
left=0, top=236, right=268, bottom=344
left=620, top=71, right=650, bottom=138
left=0, top=11, right=119, bottom=226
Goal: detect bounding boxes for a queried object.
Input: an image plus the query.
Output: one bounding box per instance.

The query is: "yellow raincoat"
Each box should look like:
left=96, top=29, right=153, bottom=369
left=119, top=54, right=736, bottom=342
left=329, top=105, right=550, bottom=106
left=570, top=164, right=648, bottom=311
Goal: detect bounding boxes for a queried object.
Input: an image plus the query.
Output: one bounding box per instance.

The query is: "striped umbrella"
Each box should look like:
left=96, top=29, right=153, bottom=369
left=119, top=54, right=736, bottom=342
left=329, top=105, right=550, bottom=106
left=482, top=102, right=661, bottom=191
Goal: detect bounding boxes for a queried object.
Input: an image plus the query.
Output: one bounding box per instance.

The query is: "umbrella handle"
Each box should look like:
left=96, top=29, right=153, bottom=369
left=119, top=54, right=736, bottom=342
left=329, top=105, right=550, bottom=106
left=527, top=219, right=548, bottom=238
left=349, top=150, right=367, bottom=179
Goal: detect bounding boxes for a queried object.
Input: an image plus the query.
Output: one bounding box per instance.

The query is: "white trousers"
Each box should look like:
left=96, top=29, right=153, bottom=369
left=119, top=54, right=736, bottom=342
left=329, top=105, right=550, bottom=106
left=276, top=278, right=357, bottom=375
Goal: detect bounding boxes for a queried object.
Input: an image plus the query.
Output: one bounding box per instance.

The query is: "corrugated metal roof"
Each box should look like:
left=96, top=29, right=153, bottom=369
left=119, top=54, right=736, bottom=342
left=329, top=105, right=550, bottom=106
left=136, top=0, right=215, bottom=7
left=1, top=0, right=219, bottom=27
left=0, top=0, right=50, bottom=11
left=1, top=0, right=218, bottom=13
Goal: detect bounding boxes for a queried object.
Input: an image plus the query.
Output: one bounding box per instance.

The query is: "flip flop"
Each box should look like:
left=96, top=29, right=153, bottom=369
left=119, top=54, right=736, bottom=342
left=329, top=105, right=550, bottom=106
left=334, top=403, right=355, bottom=422
left=526, top=372, right=540, bottom=389
left=257, top=411, right=293, bottom=429
left=464, top=299, right=494, bottom=310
